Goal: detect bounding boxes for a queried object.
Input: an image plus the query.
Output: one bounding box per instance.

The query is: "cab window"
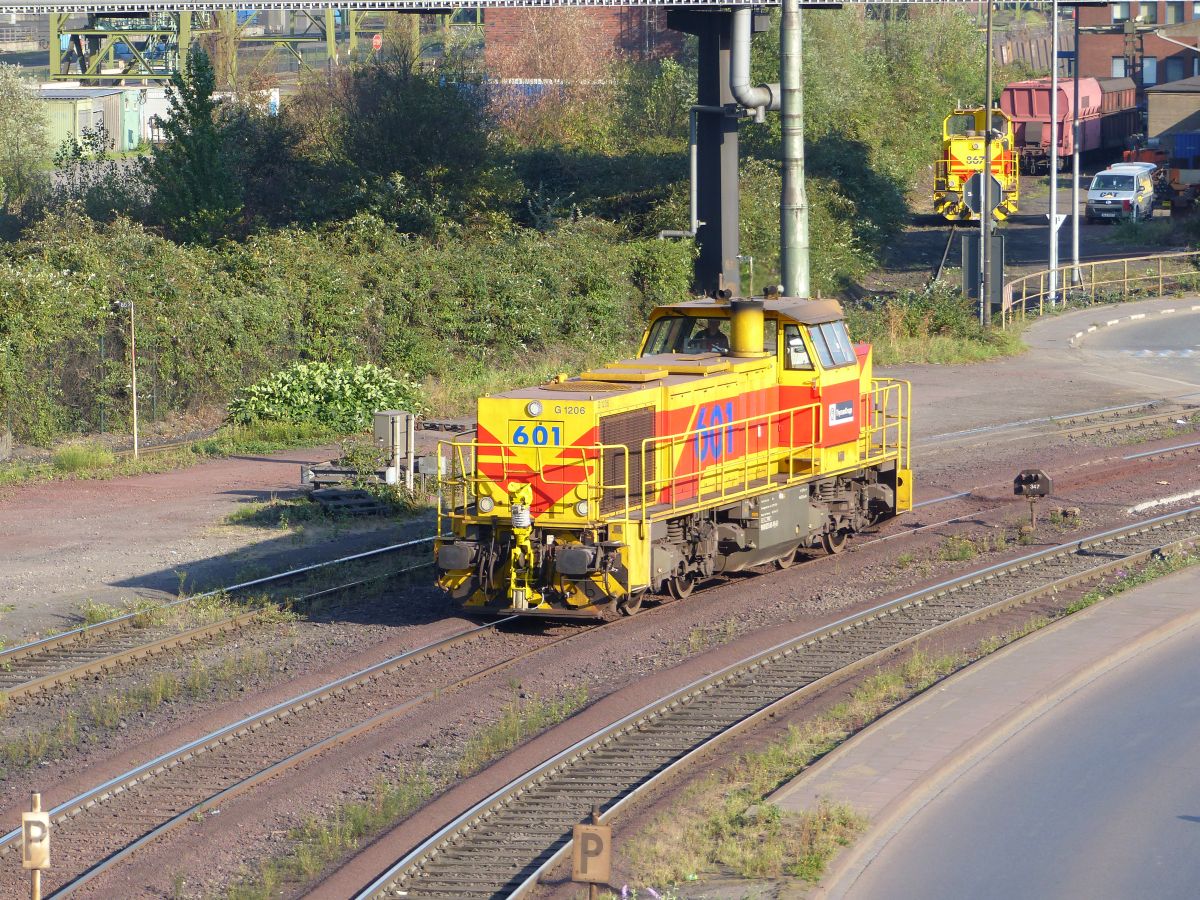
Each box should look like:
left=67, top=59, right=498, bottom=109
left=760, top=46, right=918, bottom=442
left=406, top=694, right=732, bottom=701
left=783, top=325, right=813, bottom=370
left=809, top=325, right=835, bottom=368
left=763, top=319, right=778, bottom=355
left=641, top=315, right=731, bottom=355
left=642, top=316, right=685, bottom=355
left=819, top=322, right=857, bottom=367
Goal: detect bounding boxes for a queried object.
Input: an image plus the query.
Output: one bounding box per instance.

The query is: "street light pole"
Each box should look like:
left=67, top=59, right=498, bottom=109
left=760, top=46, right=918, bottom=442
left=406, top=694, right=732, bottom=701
left=130, top=300, right=138, bottom=460
left=1072, top=5, right=1082, bottom=284
left=981, top=0, right=993, bottom=326
left=1049, top=0, right=1061, bottom=304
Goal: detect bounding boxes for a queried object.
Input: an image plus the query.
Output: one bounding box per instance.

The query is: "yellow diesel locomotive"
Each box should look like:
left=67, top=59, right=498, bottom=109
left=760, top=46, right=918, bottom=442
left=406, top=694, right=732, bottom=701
left=435, top=293, right=911, bottom=618
left=934, top=107, right=1020, bottom=222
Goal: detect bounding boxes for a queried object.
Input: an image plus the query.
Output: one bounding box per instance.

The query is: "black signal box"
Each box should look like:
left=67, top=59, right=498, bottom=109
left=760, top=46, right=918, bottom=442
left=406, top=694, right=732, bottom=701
left=1014, top=469, right=1053, bottom=498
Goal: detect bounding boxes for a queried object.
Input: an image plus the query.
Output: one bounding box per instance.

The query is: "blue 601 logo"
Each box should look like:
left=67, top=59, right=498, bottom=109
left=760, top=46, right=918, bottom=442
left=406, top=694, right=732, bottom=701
left=695, top=401, right=735, bottom=463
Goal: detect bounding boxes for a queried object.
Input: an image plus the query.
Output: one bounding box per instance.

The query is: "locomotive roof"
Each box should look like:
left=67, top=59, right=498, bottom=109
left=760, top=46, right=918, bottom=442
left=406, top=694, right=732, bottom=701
left=654, top=297, right=845, bottom=326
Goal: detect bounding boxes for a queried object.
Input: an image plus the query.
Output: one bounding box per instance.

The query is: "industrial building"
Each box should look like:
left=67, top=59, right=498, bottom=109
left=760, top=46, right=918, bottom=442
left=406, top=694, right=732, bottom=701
left=1078, top=3, right=1200, bottom=95
left=39, top=86, right=146, bottom=152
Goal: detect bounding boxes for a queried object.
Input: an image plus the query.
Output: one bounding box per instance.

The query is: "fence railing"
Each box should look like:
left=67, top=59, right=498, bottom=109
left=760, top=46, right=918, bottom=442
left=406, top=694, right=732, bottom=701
left=1001, top=249, right=1200, bottom=328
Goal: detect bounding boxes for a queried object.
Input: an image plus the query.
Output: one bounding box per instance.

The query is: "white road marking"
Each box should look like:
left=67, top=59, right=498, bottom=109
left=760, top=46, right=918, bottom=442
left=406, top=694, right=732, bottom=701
left=1128, top=488, right=1200, bottom=515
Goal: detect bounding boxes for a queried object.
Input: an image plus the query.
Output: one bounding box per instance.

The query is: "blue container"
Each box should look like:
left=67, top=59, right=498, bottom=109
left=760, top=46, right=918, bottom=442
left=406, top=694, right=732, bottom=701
left=1173, top=131, right=1200, bottom=167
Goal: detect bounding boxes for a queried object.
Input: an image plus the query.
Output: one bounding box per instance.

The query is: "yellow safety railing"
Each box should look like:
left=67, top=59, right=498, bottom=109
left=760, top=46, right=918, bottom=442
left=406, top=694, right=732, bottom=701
left=437, top=440, right=632, bottom=535
left=438, top=380, right=910, bottom=530
left=1001, top=250, right=1200, bottom=328
left=934, top=157, right=1018, bottom=194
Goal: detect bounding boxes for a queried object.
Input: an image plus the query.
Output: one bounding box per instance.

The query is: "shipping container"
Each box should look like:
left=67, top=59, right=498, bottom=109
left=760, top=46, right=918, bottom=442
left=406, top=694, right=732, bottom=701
left=1172, top=131, right=1200, bottom=167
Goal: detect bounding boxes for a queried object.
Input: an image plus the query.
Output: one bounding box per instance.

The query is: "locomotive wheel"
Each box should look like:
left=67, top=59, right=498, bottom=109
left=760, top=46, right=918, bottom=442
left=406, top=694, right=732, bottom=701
left=667, top=573, right=695, bottom=600
left=774, top=546, right=801, bottom=569
left=821, top=528, right=849, bottom=555
left=618, top=591, right=645, bottom=616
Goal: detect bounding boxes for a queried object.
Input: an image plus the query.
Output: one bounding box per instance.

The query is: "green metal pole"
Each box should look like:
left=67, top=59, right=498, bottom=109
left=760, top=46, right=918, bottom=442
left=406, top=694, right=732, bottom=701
left=179, top=13, right=192, bottom=79
left=49, top=14, right=62, bottom=78
left=325, top=8, right=337, bottom=63
left=780, top=0, right=808, bottom=298
left=348, top=11, right=359, bottom=57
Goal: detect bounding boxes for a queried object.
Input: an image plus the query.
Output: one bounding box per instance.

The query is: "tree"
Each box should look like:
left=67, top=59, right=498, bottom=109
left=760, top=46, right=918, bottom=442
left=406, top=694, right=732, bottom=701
left=487, top=9, right=618, bottom=151
left=141, top=48, right=242, bottom=243
left=0, top=64, right=50, bottom=216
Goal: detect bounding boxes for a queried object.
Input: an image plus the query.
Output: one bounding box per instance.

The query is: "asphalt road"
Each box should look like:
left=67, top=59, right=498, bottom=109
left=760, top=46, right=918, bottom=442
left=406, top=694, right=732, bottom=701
left=840, top=581, right=1200, bottom=900
left=1082, top=309, right=1200, bottom=388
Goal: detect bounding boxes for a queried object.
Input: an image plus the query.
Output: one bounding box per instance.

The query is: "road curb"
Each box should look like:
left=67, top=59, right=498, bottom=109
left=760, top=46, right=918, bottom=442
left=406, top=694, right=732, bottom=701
left=1067, top=302, right=1200, bottom=347
left=791, top=585, right=1200, bottom=899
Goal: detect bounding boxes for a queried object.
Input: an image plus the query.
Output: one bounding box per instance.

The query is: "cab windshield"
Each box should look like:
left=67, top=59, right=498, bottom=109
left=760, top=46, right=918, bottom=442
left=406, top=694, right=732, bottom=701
left=1091, top=174, right=1134, bottom=191
left=641, top=315, right=779, bottom=357
left=642, top=315, right=731, bottom=355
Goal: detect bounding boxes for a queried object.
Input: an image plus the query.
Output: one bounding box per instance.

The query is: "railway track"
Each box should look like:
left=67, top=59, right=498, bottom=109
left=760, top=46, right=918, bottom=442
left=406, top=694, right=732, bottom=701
left=0, top=615, right=583, bottom=897
left=0, top=536, right=434, bottom=703
left=356, top=506, right=1200, bottom=900
left=919, top=399, right=1199, bottom=453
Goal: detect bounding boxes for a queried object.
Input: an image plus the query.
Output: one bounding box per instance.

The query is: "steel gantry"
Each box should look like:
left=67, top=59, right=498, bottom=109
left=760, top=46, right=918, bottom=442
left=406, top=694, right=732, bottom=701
left=47, top=8, right=395, bottom=83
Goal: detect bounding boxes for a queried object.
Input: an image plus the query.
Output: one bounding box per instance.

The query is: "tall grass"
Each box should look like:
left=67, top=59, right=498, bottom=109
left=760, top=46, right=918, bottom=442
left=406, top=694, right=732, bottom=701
left=52, top=442, right=114, bottom=472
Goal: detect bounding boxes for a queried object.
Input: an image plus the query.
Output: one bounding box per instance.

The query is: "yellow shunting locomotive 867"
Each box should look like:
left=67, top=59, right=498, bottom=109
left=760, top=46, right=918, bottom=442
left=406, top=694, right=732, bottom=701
left=934, top=106, right=1020, bottom=222
left=435, top=294, right=912, bottom=617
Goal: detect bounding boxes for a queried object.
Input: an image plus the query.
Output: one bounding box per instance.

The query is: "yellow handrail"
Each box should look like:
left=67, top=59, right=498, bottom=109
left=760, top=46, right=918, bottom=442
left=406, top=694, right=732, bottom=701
left=438, top=381, right=910, bottom=529
left=1000, top=249, right=1200, bottom=328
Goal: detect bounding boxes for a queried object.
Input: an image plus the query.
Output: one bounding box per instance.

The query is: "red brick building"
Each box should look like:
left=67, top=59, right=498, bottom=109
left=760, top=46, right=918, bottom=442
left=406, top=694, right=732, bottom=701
left=1078, top=2, right=1200, bottom=94
left=484, top=8, right=683, bottom=75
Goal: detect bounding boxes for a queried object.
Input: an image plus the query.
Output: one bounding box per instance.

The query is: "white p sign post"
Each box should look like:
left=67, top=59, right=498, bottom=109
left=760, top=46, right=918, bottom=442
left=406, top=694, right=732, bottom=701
left=22, top=792, right=50, bottom=900
left=572, top=806, right=611, bottom=899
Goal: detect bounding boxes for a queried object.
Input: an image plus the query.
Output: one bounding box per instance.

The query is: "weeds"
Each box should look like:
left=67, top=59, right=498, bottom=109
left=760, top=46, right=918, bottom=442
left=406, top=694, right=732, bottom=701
left=938, top=535, right=978, bottom=561
left=79, top=599, right=123, bottom=626
left=1064, top=549, right=1198, bottom=615
left=458, top=685, right=589, bottom=777
left=0, top=712, right=79, bottom=777
left=624, top=649, right=956, bottom=887
left=226, top=776, right=433, bottom=899
left=681, top=619, right=740, bottom=654
left=225, top=497, right=333, bottom=529
left=0, top=422, right=337, bottom=488
left=80, top=596, right=166, bottom=629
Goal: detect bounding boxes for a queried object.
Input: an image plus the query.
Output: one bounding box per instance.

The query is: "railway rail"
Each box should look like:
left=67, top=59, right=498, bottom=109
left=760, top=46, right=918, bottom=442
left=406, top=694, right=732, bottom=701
left=357, top=505, right=1200, bottom=900
left=0, top=536, right=434, bottom=702
left=0, top=616, right=554, bottom=896
left=919, top=399, right=1199, bottom=452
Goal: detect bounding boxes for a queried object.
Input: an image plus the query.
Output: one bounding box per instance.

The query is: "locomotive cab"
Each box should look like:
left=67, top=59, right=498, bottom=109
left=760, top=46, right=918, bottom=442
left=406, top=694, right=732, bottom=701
left=435, top=296, right=911, bottom=618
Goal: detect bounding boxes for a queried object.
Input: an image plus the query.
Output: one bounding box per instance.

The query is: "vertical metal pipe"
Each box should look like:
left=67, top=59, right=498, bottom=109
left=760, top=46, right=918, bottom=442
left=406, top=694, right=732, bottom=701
left=981, top=0, right=993, bottom=326
left=780, top=0, right=808, bottom=298
left=130, top=301, right=138, bottom=460
left=1071, top=7, right=1082, bottom=284
left=689, top=107, right=699, bottom=234
left=1049, top=0, right=1060, bottom=304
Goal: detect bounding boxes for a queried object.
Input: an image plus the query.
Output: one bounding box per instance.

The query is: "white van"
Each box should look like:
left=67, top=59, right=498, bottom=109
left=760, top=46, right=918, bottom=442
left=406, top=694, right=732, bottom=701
left=1086, top=163, right=1157, bottom=223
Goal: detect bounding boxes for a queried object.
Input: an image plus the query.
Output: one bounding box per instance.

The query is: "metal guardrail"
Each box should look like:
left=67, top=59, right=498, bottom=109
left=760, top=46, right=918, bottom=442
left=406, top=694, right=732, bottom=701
left=1001, top=249, right=1200, bottom=328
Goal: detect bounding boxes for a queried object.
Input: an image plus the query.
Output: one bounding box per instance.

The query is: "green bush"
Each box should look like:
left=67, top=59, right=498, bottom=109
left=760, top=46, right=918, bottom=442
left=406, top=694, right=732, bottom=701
left=225, top=362, right=422, bottom=431
left=845, top=283, right=1025, bottom=365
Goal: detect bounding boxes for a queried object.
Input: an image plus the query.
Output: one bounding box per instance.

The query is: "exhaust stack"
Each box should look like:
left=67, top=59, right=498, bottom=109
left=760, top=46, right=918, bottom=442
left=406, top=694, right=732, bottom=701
left=729, top=297, right=767, bottom=358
